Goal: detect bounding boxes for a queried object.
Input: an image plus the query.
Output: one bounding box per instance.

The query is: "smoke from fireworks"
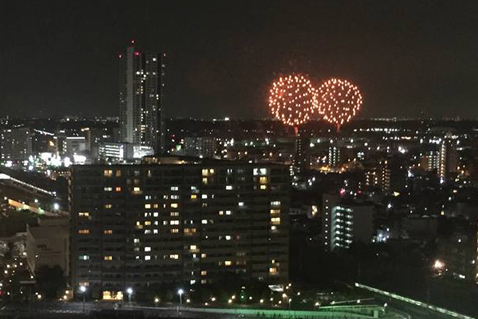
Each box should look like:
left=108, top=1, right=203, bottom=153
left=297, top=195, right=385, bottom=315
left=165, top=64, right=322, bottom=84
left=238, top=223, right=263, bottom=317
left=268, top=74, right=319, bottom=127
left=317, top=78, right=363, bottom=131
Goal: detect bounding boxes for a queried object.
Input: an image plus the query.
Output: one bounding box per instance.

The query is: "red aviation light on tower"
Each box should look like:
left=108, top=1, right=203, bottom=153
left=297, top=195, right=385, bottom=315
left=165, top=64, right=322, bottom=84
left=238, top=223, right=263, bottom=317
left=268, top=74, right=319, bottom=128
left=317, top=78, right=363, bottom=132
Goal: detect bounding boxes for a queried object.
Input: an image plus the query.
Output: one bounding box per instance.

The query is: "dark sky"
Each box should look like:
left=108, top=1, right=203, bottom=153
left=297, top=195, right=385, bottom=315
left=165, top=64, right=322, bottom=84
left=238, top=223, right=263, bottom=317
left=2, top=0, right=478, bottom=119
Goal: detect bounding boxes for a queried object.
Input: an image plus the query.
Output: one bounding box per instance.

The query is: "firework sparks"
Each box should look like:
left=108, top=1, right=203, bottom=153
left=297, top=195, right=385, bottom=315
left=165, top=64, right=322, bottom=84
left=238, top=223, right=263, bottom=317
left=317, top=78, right=363, bottom=131
left=268, top=74, right=319, bottom=127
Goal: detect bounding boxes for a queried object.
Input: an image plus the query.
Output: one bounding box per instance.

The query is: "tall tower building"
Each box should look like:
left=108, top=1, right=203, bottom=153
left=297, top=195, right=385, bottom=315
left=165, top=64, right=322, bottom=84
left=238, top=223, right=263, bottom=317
left=119, top=42, right=166, bottom=154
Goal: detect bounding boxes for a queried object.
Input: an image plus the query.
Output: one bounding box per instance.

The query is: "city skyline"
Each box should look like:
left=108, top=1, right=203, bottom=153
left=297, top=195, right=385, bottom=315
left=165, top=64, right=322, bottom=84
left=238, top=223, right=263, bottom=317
left=2, top=1, right=478, bottom=119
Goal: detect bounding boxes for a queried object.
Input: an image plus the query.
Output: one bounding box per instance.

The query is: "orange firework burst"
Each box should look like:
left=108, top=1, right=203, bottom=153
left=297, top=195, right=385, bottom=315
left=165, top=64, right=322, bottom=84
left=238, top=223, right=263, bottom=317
left=268, top=74, right=318, bottom=127
left=317, top=78, right=363, bottom=131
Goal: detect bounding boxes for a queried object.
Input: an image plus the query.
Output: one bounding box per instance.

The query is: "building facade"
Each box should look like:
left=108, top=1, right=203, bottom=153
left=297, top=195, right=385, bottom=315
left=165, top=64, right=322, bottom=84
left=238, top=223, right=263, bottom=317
left=69, top=159, right=289, bottom=299
left=26, top=217, right=69, bottom=275
left=119, top=43, right=166, bottom=154
left=322, top=194, right=374, bottom=251
left=1, top=127, right=33, bottom=161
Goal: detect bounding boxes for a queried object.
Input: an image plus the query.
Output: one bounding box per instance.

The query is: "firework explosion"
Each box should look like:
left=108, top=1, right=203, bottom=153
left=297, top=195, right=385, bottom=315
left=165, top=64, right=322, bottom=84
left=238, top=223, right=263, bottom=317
left=317, top=78, right=363, bottom=131
left=268, top=74, right=319, bottom=127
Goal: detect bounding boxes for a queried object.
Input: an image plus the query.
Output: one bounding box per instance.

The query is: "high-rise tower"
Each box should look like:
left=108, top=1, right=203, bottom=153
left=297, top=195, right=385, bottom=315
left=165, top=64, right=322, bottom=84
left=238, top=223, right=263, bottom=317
left=119, top=42, right=165, bottom=154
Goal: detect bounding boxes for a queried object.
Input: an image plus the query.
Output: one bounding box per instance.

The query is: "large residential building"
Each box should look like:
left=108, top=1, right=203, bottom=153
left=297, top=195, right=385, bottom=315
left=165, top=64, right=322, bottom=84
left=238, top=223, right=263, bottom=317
left=69, top=158, right=289, bottom=300
left=119, top=43, right=166, bottom=154
left=1, top=127, right=33, bottom=161
left=322, top=194, right=374, bottom=251
left=183, top=137, right=218, bottom=159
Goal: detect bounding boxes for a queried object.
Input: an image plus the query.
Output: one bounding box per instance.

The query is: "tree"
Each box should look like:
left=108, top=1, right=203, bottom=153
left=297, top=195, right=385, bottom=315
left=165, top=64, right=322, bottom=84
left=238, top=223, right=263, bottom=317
left=35, top=265, right=66, bottom=299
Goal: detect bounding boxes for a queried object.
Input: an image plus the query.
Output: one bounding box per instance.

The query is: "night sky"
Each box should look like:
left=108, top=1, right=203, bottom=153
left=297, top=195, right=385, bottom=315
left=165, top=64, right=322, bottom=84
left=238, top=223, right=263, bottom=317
left=2, top=1, right=478, bottom=119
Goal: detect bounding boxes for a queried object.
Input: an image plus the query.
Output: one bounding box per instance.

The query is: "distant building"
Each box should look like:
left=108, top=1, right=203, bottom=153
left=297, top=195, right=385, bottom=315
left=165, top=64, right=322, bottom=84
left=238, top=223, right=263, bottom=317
left=322, top=193, right=374, bottom=251
left=119, top=43, right=166, bottom=154
left=61, top=136, right=87, bottom=156
left=183, top=137, right=217, bottom=158
left=328, top=145, right=341, bottom=169
left=26, top=218, right=69, bottom=275
left=438, top=136, right=458, bottom=182
left=365, top=159, right=391, bottom=192
left=420, top=150, right=440, bottom=172
left=98, top=142, right=154, bottom=162
left=294, top=136, right=309, bottom=172
left=1, top=127, right=33, bottom=161
left=70, top=158, right=290, bottom=299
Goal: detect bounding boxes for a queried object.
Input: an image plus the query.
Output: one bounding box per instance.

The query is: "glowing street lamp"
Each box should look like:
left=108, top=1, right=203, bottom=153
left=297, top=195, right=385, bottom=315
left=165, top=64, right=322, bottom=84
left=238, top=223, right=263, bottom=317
left=126, top=287, right=133, bottom=305
left=433, top=259, right=445, bottom=271
left=79, top=285, right=87, bottom=313
left=177, top=288, right=184, bottom=313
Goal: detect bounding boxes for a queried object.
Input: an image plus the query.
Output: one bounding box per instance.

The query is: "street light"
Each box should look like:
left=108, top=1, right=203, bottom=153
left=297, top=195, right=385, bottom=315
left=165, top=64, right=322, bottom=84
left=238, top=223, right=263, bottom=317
left=177, top=288, right=184, bottom=314
left=433, top=259, right=445, bottom=272
left=79, top=286, right=87, bottom=313
left=126, top=287, right=133, bottom=306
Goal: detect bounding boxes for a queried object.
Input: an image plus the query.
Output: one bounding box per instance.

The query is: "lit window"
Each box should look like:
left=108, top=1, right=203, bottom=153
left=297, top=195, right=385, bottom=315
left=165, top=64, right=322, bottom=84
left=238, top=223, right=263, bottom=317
left=104, top=230, right=113, bottom=235
left=104, top=187, right=112, bottom=191
left=253, top=168, right=268, bottom=176
left=153, top=212, right=159, bottom=217
left=134, top=238, right=140, bottom=243
left=269, top=267, right=278, bottom=274
left=225, top=261, right=232, bottom=266
left=78, top=229, right=89, bottom=234
left=259, top=176, right=268, bottom=184
left=145, top=255, right=151, bottom=261
left=171, top=203, right=178, bottom=208
left=115, top=187, right=122, bottom=192
left=104, top=256, right=113, bottom=261
left=201, top=253, right=207, bottom=258
left=171, top=186, right=179, bottom=191
left=104, top=170, right=113, bottom=177
left=133, top=187, right=141, bottom=193
left=218, top=210, right=224, bottom=215
left=270, top=209, right=280, bottom=215
left=260, top=185, right=267, bottom=190
left=202, top=194, right=208, bottom=199
left=79, top=255, right=89, bottom=261
left=271, top=201, right=281, bottom=207
left=238, top=202, right=244, bottom=207
left=201, top=270, right=207, bottom=276
left=144, top=230, right=151, bottom=234
left=226, top=210, right=232, bottom=215
left=171, top=195, right=179, bottom=199
left=171, top=220, right=179, bottom=225
left=171, top=228, right=179, bottom=233
left=153, top=229, right=158, bottom=234
left=201, top=219, right=208, bottom=224
left=202, top=178, right=208, bottom=185
left=171, top=212, right=179, bottom=217
left=145, top=221, right=151, bottom=226
left=271, top=217, right=281, bottom=225
left=190, top=245, right=197, bottom=250
left=191, top=194, right=197, bottom=199
left=115, top=170, right=122, bottom=177
left=145, top=247, right=151, bottom=252
left=225, top=235, right=231, bottom=240
left=79, top=212, right=90, bottom=217
left=105, top=204, right=112, bottom=209
left=226, top=185, right=233, bottom=190
left=170, top=254, right=179, bottom=259
left=144, top=204, right=151, bottom=209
